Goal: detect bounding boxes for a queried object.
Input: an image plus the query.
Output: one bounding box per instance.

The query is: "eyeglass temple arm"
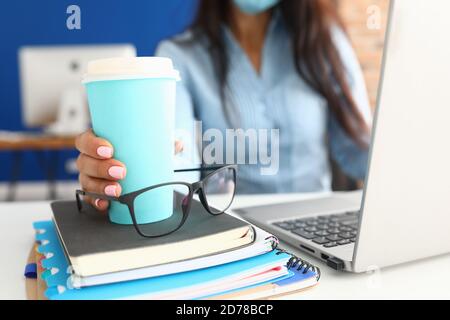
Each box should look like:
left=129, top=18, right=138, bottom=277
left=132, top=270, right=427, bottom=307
left=174, top=165, right=231, bottom=173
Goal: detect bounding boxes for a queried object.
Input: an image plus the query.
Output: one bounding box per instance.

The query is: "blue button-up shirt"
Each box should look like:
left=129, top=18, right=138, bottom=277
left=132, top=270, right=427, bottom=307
left=157, top=13, right=371, bottom=194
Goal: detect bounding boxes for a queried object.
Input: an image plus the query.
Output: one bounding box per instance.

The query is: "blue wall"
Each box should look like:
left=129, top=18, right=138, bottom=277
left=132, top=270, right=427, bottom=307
left=0, top=0, right=198, bottom=181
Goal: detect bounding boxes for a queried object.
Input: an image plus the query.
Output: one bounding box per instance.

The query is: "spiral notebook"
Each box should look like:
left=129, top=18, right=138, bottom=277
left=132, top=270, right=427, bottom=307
left=208, top=258, right=321, bottom=300
left=34, top=220, right=320, bottom=300
left=66, top=225, right=277, bottom=288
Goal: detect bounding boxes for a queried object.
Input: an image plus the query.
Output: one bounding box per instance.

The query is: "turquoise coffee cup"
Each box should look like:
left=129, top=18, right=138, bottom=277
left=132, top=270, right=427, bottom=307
left=83, top=57, right=180, bottom=225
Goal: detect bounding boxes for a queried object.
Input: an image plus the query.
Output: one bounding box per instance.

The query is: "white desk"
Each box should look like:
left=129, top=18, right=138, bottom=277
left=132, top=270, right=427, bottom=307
left=1, top=193, right=450, bottom=300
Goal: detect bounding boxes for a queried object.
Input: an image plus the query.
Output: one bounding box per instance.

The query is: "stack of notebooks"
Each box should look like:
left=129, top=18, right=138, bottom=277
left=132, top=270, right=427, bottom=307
left=31, top=199, right=320, bottom=300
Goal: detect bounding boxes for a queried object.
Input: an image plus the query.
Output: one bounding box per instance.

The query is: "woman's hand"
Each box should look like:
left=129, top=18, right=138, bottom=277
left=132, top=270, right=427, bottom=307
left=75, top=129, right=183, bottom=212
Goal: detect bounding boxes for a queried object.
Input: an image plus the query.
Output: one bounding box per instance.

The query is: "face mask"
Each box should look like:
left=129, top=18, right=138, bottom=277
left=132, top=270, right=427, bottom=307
left=232, top=0, right=280, bottom=15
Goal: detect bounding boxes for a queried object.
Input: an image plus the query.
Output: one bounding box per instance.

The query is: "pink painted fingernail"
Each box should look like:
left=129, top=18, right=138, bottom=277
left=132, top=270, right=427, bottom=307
left=94, top=199, right=101, bottom=207
left=104, top=185, right=118, bottom=197
left=97, top=146, right=113, bottom=158
left=108, top=166, right=125, bottom=179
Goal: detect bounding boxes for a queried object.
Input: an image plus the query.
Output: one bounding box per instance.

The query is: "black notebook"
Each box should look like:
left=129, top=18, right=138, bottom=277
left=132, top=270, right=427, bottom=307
left=51, top=200, right=254, bottom=277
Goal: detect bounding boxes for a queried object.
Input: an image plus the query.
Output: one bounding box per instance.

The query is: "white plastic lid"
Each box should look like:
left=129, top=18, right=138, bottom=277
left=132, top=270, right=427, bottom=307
left=82, top=57, right=180, bottom=83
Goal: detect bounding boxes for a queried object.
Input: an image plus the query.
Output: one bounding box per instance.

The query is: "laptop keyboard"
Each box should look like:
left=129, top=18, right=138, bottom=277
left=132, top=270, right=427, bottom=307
left=272, top=211, right=360, bottom=248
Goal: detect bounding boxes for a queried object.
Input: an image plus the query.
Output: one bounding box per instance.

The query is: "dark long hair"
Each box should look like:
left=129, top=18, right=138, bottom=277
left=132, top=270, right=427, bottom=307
left=190, top=0, right=369, bottom=146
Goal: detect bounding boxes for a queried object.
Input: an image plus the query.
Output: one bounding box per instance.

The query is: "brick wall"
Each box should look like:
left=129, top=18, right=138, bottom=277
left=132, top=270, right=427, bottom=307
left=337, top=0, right=390, bottom=110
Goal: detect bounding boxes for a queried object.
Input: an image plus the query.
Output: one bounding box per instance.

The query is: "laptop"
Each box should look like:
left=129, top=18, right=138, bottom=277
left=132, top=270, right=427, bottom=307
left=235, top=0, right=450, bottom=273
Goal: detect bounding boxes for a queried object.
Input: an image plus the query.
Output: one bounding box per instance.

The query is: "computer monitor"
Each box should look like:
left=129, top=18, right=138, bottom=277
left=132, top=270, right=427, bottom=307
left=18, top=44, right=136, bottom=133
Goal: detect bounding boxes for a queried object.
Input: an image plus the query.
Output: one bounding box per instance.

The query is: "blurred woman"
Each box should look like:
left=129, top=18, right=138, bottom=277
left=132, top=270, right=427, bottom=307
left=75, top=0, right=371, bottom=210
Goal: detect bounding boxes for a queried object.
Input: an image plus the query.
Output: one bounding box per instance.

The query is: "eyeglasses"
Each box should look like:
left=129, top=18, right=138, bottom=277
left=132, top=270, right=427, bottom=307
left=76, top=165, right=237, bottom=238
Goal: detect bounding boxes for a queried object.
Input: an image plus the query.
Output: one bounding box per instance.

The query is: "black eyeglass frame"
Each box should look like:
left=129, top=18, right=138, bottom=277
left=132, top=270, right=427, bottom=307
left=76, top=165, right=237, bottom=238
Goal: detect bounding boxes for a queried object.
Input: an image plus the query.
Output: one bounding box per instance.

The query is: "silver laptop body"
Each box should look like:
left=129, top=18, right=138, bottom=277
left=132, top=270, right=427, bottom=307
left=235, top=0, right=450, bottom=273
